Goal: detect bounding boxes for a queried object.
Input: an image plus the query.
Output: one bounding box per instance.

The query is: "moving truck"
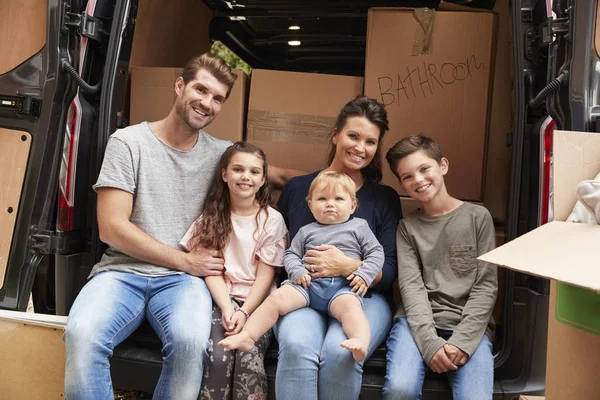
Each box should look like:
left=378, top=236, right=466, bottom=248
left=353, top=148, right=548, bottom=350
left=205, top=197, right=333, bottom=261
left=0, top=0, right=589, bottom=398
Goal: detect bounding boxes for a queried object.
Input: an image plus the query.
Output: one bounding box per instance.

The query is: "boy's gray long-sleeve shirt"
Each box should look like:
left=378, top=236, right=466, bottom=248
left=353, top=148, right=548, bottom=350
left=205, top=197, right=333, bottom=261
left=395, top=202, right=498, bottom=364
left=284, top=217, right=384, bottom=287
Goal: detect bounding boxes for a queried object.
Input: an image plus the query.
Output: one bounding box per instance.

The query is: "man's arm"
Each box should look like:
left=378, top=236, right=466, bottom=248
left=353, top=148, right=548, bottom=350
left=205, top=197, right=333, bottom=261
left=97, top=187, right=224, bottom=276
left=268, top=165, right=307, bottom=189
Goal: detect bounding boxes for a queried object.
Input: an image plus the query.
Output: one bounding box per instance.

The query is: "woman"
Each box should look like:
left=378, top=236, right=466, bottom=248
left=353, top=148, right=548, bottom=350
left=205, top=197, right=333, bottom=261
left=275, top=96, right=402, bottom=399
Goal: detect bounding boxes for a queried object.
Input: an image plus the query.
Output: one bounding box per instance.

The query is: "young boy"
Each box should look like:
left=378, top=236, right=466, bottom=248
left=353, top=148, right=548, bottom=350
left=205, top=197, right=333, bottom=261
left=218, top=170, right=385, bottom=362
left=382, top=134, right=498, bottom=400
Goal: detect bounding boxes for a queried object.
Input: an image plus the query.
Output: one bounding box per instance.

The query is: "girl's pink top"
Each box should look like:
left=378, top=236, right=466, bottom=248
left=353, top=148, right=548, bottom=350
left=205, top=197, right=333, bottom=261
left=180, top=206, right=288, bottom=300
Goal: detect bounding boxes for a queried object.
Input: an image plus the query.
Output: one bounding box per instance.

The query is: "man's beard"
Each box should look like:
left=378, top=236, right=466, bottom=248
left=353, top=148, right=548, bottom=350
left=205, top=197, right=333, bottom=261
left=177, top=101, right=213, bottom=131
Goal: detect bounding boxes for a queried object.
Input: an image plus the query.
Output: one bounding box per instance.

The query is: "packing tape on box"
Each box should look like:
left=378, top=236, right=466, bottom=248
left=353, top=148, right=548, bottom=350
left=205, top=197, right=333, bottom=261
left=247, top=110, right=336, bottom=144
left=412, top=8, right=435, bottom=56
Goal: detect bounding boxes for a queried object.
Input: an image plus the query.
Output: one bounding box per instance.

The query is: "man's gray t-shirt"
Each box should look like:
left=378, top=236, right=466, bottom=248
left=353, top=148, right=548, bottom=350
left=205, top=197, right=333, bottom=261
left=90, top=121, right=231, bottom=278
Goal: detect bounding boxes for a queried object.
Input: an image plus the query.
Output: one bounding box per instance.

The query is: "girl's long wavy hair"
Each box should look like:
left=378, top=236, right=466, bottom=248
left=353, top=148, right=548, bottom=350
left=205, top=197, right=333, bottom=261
left=189, top=142, right=272, bottom=255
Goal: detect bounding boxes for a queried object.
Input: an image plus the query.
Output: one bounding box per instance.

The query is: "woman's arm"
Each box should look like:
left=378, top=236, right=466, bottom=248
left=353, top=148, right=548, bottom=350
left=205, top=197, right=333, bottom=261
left=372, top=189, right=402, bottom=291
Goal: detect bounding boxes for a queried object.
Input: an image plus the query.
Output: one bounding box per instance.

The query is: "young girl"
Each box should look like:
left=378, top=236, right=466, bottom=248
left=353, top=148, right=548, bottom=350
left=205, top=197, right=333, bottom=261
left=219, top=171, right=385, bottom=363
left=180, top=141, right=288, bottom=400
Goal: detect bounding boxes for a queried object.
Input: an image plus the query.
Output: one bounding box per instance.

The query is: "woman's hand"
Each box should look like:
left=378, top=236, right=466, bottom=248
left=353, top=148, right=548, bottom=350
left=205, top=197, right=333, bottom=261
left=303, top=245, right=361, bottom=278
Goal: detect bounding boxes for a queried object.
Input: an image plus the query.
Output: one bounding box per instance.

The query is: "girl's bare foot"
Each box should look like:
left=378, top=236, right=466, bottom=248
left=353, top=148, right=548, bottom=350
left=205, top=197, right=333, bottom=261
left=340, top=338, right=368, bottom=362
left=218, top=331, right=255, bottom=352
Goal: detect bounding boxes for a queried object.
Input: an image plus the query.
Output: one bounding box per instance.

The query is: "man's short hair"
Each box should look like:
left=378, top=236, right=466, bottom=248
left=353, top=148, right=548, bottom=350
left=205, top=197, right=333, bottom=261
left=181, top=53, right=237, bottom=98
left=307, top=171, right=358, bottom=204
left=386, top=134, right=444, bottom=178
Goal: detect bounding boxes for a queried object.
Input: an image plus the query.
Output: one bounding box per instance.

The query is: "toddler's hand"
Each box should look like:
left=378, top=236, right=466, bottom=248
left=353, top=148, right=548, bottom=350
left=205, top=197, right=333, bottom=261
left=294, top=274, right=312, bottom=289
left=347, top=274, right=368, bottom=296
left=225, top=310, right=247, bottom=336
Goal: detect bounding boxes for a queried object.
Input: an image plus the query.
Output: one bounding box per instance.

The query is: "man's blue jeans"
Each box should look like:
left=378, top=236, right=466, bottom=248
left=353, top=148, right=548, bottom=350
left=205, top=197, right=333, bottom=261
left=382, top=317, right=494, bottom=400
left=272, top=291, right=392, bottom=400
left=64, top=271, right=212, bottom=400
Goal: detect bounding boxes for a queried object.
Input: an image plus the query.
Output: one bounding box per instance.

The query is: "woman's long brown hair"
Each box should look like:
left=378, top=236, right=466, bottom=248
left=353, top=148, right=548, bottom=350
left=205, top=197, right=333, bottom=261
left=189, top=142, right=272, bottom=255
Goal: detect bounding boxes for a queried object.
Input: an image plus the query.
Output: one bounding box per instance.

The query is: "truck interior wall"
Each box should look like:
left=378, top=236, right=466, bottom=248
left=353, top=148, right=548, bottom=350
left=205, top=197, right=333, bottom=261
left=596, top=1, right=600, bottom=58
left=483, top=0, right=513, bottom=226
left=0, top=0, right=47, bottom=75
left=0, top=130, right=32, bottom=290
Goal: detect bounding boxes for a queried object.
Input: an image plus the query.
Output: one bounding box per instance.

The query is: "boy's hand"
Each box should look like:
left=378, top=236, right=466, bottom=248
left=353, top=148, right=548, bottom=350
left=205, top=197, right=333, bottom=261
left=444, top=344, right=469, bottom=366
left=221, top=306, right=235, bottom=332
left=294, top=274, right=312, bottom=289
left=429, top=346, right=458, bottom=373
left=225, top=310, right=247, bottom=336
left=347, top=274, right=368, bottom=296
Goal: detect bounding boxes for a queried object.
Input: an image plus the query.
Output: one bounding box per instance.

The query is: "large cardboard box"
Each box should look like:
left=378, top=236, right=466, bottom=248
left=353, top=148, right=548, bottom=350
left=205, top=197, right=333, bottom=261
left=364, top=7, right=497, bottom=201
left=246, top=69, right=363, bottom=173
left=0, top=310, right=67, bottom=399
left=480, top=130, right=600, bottom=400
left=130, top=67, right=249, bottom=143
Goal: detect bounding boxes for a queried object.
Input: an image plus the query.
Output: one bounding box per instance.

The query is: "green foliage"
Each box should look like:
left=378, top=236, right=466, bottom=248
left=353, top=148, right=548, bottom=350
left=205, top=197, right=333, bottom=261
left=210, top=41, right=252, bottom=76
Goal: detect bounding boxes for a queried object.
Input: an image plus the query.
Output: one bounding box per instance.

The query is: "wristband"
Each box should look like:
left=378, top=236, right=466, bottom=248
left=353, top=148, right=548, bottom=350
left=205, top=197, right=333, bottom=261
left=237, top=307, right=250, bottom=319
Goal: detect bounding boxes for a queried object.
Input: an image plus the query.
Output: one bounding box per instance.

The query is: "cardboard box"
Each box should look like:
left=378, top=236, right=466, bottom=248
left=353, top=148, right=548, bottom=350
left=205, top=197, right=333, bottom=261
left=519, top=396, right=545, bottom=400
left=364, top=8, right=497, bottom=201
left=246, top=69, right=363, bottom=173
left=480, top=130, right=600, bottom=400
left=0, top=310, right=67, bottom=399
left=130, top=67, right=248, bottom=143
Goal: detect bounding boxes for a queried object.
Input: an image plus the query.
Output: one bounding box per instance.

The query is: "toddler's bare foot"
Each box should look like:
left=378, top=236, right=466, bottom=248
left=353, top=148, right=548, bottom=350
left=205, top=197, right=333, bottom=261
left=218, top=331, right=255, bottom=352
left=340, top=338, right=368, bottom=362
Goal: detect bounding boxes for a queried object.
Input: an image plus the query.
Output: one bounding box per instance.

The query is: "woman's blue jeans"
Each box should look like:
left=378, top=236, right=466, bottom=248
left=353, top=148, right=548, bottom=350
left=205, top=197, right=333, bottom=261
left=382, top=317, right=494, bottom=400
left=64, top=271, right=213, bottom=400
left=272, top=291, right=392, bottom=400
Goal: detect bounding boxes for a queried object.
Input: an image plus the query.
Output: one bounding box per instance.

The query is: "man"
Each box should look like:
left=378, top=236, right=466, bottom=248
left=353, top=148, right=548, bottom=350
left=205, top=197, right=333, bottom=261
left=64, top=53, right=294, bottom=399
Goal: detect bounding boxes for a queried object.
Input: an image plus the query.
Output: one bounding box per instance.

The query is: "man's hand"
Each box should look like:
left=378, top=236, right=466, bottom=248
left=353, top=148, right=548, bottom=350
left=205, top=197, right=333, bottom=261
left=225, top=310, right=248, bottom=336
left=184, top=247, right=225, bottom=277
left=221, top=306, right=235, bottom=332
left=294, top=274, right=312, bottom=289
left=347, top=274, right=368, bottom=296
left=429, top=346, right=458, bottom=373
left=444, top=344, right=469, bottom=366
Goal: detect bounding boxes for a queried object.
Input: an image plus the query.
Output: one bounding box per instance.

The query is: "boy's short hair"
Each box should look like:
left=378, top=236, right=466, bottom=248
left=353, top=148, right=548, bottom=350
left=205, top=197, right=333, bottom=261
left=307, top=171, right=358, bottom=203
left=386, top=134, right=444, bottom=178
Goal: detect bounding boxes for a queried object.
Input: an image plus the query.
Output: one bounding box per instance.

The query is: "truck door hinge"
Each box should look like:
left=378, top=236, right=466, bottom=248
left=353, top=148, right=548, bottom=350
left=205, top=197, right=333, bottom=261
left=0, top=94, right=42, bottom=119
left=62, top=4, right=106, bottom=42
left=31, top=229, right=84, bottom=255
